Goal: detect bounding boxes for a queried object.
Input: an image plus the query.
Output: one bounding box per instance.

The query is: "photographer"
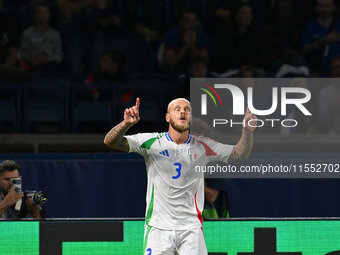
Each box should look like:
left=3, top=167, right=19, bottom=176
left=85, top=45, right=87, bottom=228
left=0, top=160, right=41, bottom=219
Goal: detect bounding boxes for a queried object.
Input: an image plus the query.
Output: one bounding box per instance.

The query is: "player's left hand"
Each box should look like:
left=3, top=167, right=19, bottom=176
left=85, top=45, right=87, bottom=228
left=243, top=107, right=257, bottom=133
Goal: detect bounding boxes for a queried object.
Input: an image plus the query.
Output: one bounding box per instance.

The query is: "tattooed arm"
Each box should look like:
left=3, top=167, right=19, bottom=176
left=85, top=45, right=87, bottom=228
left=104, top=122, right=132, bottom=152
left=229, top=129, right=254, bottom=161
left=104, top=98, right=140, bottom=152
left=229, top=108, right=256, bottom=161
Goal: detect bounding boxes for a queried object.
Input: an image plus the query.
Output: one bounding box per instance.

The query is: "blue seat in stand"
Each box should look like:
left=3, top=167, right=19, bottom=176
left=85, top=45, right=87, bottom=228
left=0, top=83, right=21, bottom=132
left=71, top=83, right=116, bottom=132
left=23, top=81, right=69, bottom=133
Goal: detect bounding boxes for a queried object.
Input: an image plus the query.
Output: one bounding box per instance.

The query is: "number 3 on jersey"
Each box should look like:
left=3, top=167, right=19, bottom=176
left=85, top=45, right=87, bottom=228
left=172, top=163, right=182, bottom=179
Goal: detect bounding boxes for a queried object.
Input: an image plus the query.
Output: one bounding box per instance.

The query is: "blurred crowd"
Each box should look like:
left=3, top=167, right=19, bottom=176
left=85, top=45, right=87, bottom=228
left=0, top=0, right=340, bottom=134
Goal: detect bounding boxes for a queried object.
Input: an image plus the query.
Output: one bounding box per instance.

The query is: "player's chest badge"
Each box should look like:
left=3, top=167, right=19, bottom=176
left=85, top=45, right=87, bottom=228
left=188, top=148, right=197, bottom=161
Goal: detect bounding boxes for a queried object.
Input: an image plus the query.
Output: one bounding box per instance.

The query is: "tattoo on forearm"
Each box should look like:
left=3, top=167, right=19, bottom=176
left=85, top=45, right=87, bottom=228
left=230, top=131, right=253, bottom=161
left=104, top=122, right=131, bottom=150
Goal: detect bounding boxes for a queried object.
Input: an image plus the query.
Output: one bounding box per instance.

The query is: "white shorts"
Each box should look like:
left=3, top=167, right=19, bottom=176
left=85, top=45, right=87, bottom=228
left=143, top=225, right=208, bottom=255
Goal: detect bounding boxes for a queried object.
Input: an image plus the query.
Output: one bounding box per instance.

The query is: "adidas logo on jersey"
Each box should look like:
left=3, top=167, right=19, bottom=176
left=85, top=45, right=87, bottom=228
left=159, top=150, right=169, bottom=157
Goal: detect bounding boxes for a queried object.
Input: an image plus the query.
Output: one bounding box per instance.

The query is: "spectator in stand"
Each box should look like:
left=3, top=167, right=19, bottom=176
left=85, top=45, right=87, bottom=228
left=122, top=0, right=167, bottom=71
left=126, top=0, right=164, bottom=44
left=259, top=0, right=301, bottom=69
left=186, top=54, right=212, bottom=78
left=318, top=56, right=340, bottom=133
left=99, top=0, right=125, bottom=36
left=238, top=65, right=261, bottom=77
left=19, top=1, right=63, bottom=72
left=161, top=8, right=208, bottom=74
left=84, top=49, right=126, bottom=100
left=213, top=3, right=259, bottom=74
left=0, top=0, right=30, bottom=82
left=85, top=49, right=126, bottom=84
left=205, top=0, right=270, bottom=36
left=166, top=0, right=206, bottom=29
left=301, top=0, right=340, bottom=74
left=56, top=0, right=103, bottom=80
left=171, top=55, right=214, bottom=101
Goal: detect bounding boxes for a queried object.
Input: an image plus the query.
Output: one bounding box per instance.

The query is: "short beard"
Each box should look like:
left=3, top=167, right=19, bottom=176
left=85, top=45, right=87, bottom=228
left=169, top=118, right=190, bottom=133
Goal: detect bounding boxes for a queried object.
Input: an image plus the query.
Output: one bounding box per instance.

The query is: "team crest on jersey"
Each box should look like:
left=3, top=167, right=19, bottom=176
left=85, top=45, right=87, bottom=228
left=188, top=149, right=197, bottom=161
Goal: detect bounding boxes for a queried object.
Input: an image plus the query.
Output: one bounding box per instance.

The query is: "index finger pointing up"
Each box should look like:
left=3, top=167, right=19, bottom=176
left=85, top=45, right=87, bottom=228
left=135, top=97, right=140, bottom=109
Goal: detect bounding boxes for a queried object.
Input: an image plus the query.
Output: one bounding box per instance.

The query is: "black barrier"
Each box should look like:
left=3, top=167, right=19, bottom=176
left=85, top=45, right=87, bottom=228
left=39, top=221, right=123, bottom=255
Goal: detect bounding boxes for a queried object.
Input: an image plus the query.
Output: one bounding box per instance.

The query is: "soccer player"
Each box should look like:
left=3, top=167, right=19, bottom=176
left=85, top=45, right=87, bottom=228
left=104, top=97, right=256, bottom=255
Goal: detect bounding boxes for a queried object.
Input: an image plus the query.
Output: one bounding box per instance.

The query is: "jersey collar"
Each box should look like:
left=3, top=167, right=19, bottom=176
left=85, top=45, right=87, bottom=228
left=165, top=132, right=191, bottom=144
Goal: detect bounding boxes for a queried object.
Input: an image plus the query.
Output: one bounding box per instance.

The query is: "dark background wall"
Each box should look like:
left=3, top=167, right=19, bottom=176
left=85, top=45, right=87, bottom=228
left=0, top=153, right=339, bottom=218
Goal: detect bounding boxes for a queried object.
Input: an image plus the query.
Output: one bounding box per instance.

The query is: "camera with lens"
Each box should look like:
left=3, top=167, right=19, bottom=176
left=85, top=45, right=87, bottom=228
left=10, top=178, right=47, bottom=205
left=26, top=191, right=48, bottom=205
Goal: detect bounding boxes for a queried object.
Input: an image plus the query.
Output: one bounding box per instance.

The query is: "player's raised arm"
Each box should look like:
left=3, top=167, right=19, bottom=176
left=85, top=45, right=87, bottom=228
left=229, top=107, right=256, bottom=161
left=104, top=98, right=140, bottom=152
